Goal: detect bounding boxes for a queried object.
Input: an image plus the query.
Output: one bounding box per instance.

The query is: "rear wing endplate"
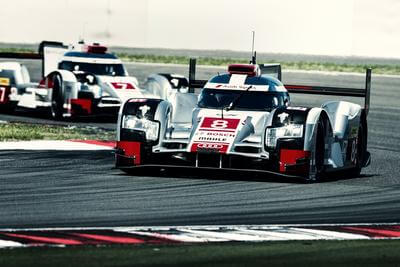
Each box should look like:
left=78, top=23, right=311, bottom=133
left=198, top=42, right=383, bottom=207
left=188, top=58, right=372, bottom=116
left=259, top=63, right=282, bottom=81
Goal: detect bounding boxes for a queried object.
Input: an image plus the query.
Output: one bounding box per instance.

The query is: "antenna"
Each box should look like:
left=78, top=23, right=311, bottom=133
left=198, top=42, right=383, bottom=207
left=80, top=22, right=87, bottom=44
left=250, top=31, right=256, bottom=64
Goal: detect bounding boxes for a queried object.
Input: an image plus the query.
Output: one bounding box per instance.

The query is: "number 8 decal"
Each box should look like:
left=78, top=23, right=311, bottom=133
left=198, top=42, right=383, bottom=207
left=211, top=120, right=228, bottom=129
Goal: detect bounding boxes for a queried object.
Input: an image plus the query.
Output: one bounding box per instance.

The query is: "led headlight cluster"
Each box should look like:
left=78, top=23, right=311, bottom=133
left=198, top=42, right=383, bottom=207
left=265, top=124, right=303, bottom=148
left=122, top=115, right=159, bottom=141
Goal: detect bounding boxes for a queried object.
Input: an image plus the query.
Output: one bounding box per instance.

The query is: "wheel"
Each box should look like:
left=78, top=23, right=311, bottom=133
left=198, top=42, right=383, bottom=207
left=0, top=102, right=17, bottom=114
left=0, top=87, right=17, bottom=113
left=50, top=74, right=64, bottom=119
left=308, top=118, right=325, bottom=181
left=349, top=121, right=367, bottom=177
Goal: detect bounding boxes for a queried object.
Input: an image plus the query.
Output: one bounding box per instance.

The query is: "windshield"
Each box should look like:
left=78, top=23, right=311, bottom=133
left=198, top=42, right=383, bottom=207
left=0, top=70, right=16, bottom=85
left=59, top=61, right=127, bottom=76
left=198, top=89, right=289, bottom=111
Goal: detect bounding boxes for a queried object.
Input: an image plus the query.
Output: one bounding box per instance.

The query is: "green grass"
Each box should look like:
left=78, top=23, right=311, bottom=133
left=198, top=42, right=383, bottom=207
left=1, top=47, right=400, bottom=75
left=118, top=53, right=400, bottom=75
left=0, top=122, right=115, bottom=141
left=0, top=240, right=399, bottom=267
left=0, top=47, right=35, bottom=53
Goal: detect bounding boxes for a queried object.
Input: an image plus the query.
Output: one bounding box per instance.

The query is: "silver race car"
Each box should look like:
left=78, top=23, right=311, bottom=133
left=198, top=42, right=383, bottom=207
left=0, top=41, right=144, bottom=119
left=115, top=58, right=371, bottom=181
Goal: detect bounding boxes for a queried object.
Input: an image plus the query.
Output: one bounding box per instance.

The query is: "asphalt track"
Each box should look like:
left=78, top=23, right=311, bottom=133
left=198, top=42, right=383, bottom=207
left=1, top=60, right=400, bottom=228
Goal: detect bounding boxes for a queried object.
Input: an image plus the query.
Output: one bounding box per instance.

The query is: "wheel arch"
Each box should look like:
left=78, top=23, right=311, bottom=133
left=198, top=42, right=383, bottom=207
left=117, top=98, right=172, bottom=143
left=304, top=107, right=332, bottom=152
left=46, top=70, right=77, bottom=84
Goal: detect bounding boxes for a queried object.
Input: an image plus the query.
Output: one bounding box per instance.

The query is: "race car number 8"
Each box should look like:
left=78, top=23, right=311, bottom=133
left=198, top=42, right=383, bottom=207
left=210, top=120, right=228, bottom=129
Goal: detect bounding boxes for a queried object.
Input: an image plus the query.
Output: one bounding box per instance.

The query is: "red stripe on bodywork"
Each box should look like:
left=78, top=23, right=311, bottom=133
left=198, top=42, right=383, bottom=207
left=284, top=85, right=313, bottom=90
left=190, top=143, right=229, bottom=153
left=70, top=99, right=92, bottom=115
left=71, top=233, right=145, bottom=244
left=111, top=82, right=135, bottom=89
left=3, top=233, right=82, bottom=245
left=279, top=149, right=310, bottom=173
left=116, top=141, right=141, bottom=164
left=341, top=227, right=400, bottom=238
left=198, top=128, right=236, bottom=133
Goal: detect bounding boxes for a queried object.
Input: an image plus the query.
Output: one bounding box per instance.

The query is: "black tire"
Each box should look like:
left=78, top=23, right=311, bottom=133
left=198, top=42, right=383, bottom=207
left=0, top=102, right=17, bottom=114
left=50, top=74, right=64, bottom=120
left=308, top=118, right=325, bottom=182
left=349, top=121, right=366, bottom=177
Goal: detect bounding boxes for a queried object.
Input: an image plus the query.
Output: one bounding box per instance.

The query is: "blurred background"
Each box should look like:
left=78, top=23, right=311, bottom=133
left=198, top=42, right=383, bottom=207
left=0, top=0, right=399, bottom=58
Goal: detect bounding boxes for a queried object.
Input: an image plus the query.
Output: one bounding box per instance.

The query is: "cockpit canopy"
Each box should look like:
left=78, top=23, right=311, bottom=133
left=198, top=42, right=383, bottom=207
left=58, top=51, right=128, bottom=77
left=198, top=89, right=289, bottom=111
left=198, top=73, right=290, bottom=111
left=58, top=60, right=127, bottom=77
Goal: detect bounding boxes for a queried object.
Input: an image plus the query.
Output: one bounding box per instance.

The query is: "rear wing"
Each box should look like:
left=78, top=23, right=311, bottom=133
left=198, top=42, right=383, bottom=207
left=188, top=58, right=372, bottom=116
left=285, top=68, right=372, bottom=116
left=0, top=41, right=67, bottom=78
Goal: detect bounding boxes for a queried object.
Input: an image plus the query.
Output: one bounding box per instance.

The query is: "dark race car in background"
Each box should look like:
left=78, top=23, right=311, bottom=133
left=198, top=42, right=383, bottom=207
left=114, top=58, right=372, bottom=181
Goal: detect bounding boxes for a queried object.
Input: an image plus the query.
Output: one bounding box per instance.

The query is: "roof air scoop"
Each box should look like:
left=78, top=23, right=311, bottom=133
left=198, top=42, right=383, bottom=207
left=86, top=44, right=108, bottom=54
left=228, top=64, right=260, bottom=77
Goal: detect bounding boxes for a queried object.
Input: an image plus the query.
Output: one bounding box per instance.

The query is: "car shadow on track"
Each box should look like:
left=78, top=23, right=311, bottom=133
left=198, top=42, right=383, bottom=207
left=114, top=166, right=378, bottom=184
left=115, top=167, right=309, bottom=184
left=323, top=173, right=377, bottom=182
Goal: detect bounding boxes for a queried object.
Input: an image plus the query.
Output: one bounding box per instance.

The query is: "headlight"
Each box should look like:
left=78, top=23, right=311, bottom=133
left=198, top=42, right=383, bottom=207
left=265, top=124, right=303, bottom=148
left=122, top=115, right=159, bottom=141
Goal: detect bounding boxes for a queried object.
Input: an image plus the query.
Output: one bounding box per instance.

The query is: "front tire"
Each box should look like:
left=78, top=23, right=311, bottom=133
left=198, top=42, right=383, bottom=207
left=50, top=74, right=64, bottom=120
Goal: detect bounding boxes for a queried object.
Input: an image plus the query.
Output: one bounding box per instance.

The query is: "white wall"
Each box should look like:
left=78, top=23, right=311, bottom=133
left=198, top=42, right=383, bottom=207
left=0, top=0, right=399, bottom=58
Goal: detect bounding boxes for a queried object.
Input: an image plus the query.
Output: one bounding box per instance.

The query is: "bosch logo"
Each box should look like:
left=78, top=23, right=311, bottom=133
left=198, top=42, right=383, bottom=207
left=197, top=143, right=224, bottom=149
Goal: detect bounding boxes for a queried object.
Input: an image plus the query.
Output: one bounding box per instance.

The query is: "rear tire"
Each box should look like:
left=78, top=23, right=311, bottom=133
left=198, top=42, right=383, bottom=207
left=349, top=121, right=367, bottom=177
left=50, top=74, right=64, bottom=120
left=308, top=118, right=325, bottom=182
